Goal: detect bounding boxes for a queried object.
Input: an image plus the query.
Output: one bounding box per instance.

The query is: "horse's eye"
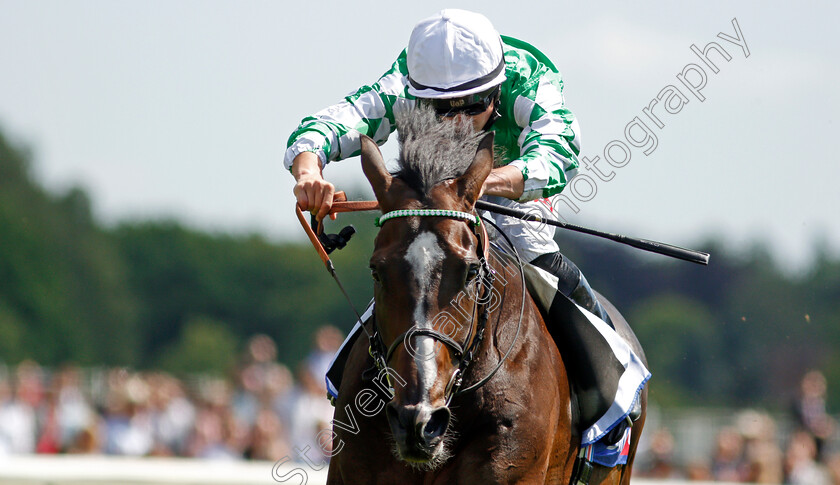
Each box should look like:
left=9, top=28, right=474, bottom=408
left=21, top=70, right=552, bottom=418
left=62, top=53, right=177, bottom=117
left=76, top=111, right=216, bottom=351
left=466, top=264, right=480, bottom=283
left=370, top=266, right=381, bottom=282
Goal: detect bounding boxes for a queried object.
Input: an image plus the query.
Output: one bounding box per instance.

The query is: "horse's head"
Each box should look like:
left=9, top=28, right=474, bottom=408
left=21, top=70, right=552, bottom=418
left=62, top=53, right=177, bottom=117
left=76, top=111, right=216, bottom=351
left=360, top=109, right=494, bottom=469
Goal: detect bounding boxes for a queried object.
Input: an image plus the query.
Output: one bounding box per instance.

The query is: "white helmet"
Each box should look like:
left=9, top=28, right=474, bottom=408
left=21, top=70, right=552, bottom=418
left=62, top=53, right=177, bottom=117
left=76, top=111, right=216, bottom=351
left=407, top=9, right=506, bottom=99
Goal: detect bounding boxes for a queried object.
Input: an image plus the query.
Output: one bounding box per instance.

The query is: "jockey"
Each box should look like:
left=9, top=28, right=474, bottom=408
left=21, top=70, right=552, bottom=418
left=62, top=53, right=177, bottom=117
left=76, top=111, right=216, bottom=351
left=286, top=9, right=650, bottom=455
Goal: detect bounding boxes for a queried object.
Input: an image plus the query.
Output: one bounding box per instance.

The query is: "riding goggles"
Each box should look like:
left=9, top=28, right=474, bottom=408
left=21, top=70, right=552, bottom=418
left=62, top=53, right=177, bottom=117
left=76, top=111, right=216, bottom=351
left=422, top=86, right=500, bottom=118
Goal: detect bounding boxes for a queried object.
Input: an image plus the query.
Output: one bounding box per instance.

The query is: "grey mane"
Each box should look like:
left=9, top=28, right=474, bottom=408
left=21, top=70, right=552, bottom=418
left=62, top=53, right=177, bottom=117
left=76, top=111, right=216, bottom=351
left=394, top=105, right=483, bottom=196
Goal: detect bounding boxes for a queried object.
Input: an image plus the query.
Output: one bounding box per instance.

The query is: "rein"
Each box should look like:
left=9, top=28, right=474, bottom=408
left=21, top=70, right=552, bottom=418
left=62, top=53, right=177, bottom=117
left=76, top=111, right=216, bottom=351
left=295, top=193, right=384, bottom=368
left=456, top=216, right=525, bottom=397
left=296, top=193, right=525, bottom=403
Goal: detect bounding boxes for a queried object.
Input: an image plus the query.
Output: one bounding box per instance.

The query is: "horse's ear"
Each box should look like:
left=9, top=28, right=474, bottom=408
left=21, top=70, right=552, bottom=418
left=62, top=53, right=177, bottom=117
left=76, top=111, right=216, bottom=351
left=360, top=135, right=392, bottom=203
left=458, top=131, right=494, bottom=206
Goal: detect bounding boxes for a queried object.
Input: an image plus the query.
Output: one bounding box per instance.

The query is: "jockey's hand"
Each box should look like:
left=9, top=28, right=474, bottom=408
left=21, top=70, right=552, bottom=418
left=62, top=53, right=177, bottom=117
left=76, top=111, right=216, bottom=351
left=292, top=151, right=335, bottom=222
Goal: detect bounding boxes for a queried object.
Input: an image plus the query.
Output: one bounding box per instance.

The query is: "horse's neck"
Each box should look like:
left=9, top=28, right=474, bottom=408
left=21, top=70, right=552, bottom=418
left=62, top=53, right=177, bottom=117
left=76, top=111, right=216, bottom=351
left=475, top=243, right=531, bottom=367
left=486, top=243, right=526, bottom=302
left=451, top=244, right=541, bottom=417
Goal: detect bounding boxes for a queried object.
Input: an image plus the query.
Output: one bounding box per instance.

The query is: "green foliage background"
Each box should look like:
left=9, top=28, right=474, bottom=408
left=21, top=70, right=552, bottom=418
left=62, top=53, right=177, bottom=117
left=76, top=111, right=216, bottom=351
left=1, top=127, right=838, bottom=410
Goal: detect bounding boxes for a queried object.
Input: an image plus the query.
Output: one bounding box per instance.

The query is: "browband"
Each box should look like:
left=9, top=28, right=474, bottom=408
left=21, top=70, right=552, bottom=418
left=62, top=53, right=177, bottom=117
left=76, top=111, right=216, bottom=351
left=375, top=209, right=481, bottom=227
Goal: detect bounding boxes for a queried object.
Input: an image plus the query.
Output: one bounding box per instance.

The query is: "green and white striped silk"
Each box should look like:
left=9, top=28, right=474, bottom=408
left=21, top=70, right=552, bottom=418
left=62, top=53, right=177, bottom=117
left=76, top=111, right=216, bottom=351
left=285, top=35, right=580, bottom=202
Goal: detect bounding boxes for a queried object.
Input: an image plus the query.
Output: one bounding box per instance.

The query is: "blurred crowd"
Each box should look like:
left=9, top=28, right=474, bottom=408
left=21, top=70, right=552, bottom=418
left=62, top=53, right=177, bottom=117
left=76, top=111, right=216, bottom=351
left=636, top=370, right=840, bottom=484
left=1, top=331, right=838, bottom=485
left=0, top=326, right=344, bottom=463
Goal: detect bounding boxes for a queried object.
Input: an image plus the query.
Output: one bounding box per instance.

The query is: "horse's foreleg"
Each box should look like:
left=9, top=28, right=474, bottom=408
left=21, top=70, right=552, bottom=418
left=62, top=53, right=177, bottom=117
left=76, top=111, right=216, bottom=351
left=589, top=466, right=623, bottom=485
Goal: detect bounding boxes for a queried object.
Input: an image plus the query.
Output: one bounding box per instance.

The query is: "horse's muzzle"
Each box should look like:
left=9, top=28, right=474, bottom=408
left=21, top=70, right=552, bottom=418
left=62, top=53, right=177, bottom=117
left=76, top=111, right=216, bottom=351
left=386, top=402, right=451, bottom=459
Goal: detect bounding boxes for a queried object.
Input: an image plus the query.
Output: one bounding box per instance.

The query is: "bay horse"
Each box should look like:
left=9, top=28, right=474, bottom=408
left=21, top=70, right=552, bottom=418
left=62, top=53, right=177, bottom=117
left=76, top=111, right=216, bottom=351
left=325, top=110, right=646, bottom=484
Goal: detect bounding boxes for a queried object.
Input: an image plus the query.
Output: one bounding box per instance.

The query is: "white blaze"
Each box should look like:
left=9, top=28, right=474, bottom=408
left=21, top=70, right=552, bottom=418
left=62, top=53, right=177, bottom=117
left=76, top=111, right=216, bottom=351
left=404, top=231, right=444, bottom=394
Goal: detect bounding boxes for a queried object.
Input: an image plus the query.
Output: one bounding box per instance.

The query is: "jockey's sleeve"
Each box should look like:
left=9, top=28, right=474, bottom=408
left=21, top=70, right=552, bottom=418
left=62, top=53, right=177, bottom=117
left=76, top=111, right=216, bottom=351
left=502, top=45, right=581, bottom=202
left=284, top=53, right=411, bottom=171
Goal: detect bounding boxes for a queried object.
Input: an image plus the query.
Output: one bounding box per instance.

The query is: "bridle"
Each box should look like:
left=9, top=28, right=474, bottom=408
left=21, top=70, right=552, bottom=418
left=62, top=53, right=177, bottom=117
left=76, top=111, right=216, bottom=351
left=368, top=207, right=524, bottom=405
left=370, top=208, right=493, bottom=404
left=295, top=195, right=525, bottom=406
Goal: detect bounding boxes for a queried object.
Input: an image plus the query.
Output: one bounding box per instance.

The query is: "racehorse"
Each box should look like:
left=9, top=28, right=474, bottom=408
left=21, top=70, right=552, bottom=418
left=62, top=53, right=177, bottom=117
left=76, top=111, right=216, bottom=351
left=325, top=110, right=647, bottom=484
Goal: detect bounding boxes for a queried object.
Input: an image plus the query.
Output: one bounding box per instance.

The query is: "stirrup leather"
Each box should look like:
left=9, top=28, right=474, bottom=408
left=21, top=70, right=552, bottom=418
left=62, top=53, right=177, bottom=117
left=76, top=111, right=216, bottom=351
left=571, top=445, right=594, bottom=485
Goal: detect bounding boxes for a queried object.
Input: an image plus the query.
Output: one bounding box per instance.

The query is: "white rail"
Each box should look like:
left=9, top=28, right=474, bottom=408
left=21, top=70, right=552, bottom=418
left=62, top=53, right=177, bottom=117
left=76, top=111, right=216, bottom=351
left=0, top=455, right=742, bottom=485
left=0, top=455, right=325, bottom=485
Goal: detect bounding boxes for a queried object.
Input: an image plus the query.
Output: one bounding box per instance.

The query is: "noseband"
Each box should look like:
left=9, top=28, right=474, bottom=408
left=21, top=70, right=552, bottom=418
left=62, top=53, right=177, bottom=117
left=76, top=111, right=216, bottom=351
left=368, top=208, right=515, bottom=404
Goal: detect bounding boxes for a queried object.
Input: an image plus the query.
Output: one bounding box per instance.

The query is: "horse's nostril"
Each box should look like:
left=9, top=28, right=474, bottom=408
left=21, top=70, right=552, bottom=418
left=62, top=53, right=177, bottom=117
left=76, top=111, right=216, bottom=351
left=422, top=407, right=451, bottom=443
left=388, top=403, right=450, bottom=451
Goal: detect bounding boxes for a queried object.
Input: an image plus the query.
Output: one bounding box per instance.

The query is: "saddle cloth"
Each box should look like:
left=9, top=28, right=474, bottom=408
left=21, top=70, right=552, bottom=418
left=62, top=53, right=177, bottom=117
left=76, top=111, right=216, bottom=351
left=523, top=262, right=650, bottom=446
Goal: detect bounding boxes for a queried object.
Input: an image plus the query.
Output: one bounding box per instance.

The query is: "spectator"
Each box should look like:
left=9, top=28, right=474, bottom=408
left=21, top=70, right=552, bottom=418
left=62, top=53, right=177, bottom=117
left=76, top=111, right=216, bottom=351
left=785, top=430, right=831, bottom=485
left=305, top=325, right=343, bottom=394
left=684, top=460, right=712, bottom=481
left=231, top=363, right=262, bottom=428
left=710, top=426, right=748, bottom=482
left=826, top=453, right=840, bottom=485
left=11, top=336, right=835, bottom=478
left=281, top=363, right=334, bottom=463
left=102, top=372, right=154, bottom=456
left=187, top=405, right=238, bottom=459
left=148, top=372, right=195, bottom=456
left=0, top=354, right=295, bottom=461
left=247, top=407, right=290, bottom=461
left=263, top=362, right=293, bottom=411
left=0, top=377, right=20, bottom=454
left=247, top=334, right=278, bottom=365
left=185, top=377, right=244, bottom=459
left=55, top=365, right=93, bottom=450
left=737, top=409, right=783, bottom=484
left=0, top=362, right=42, bottom=454
left=65, top=420, right=101, bottom=454
left=793, top=370, right=835, bottom=462
left=35, top=380, right=60, bottom=454
left=636, top=427, right=681, bottom=479
left=232, top=334, right=281, bottom=427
